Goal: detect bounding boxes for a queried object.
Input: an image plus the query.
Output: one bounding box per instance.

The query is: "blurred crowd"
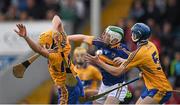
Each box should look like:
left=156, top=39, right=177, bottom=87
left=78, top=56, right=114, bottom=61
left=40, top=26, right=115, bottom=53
left=0, top=0, right=86, bottom=21
left=0, top=0, right=108, bottom=33
left=0, top=0, right=87, bottom=33
left=115, top=0, right=180, bottom=103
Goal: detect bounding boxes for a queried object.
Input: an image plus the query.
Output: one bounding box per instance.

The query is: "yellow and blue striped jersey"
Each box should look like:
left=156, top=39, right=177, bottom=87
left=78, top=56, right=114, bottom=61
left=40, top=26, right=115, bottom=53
left=74, top=65, right=102, bottom=89
left=122, top=41, right=172, bottom=91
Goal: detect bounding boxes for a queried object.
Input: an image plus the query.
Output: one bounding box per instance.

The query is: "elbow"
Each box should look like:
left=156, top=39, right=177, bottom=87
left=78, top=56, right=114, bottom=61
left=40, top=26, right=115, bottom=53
left=38, top=47, right=44, bottom=54
left=110, top=68, right=124, bottom=77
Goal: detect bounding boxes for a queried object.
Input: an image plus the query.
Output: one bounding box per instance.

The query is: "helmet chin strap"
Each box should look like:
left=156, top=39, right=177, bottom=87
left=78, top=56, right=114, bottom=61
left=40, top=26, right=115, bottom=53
left=137, top=40, right=148, bottom=46
left=109, top=41, right=120, bottom=48
left=131, top=33, right=139, bottom=42
left=131, top=34, right=148, bottom=46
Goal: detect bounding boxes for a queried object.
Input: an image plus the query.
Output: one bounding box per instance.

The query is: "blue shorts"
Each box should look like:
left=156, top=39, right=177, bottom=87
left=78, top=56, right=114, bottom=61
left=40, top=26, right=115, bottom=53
left=58, top=77, right=84, bottom=104
left=141, top=87, right=172, bottom=104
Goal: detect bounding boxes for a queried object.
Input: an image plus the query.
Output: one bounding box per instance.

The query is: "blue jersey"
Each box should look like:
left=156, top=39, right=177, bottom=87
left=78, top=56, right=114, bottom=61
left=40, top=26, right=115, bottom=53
left=58, top=77, right=84, bottom=104
left=92, top=40, right=129, bottom=86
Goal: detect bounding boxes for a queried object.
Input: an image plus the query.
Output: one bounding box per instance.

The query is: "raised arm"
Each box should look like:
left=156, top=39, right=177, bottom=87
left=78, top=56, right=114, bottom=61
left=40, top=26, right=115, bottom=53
left=52, top=15, right=65, bottom=32
left=14, top=24, right=49, bottom=58
left=67, top=34, right=91, bottom=43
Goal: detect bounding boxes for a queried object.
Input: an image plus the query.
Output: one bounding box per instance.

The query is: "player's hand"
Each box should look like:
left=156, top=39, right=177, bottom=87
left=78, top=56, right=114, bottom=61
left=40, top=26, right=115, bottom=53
left=52, top=15, right=64, bottom=32
left=84, top=54, right=101, bottom=65
left=14, top=24, right=27, bottom=38
left=113, top=57, right=126, bottom=65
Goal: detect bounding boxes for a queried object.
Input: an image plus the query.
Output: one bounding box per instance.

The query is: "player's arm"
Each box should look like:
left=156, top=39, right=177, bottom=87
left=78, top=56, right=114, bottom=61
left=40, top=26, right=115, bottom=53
left=52, top=15, right=65, bottom=32
left=85, top=54, right=126, bottom=76
left=113, top=57, right=126, bottom=65
left=14, top=24, right=49, bottom=58
left=85, top=49, right=142, bottom=76
left=91, top=68, right=102, bottom=89
left=67, top=34, right=91, bottom=42
left=98, top=61, right=126, bottom=76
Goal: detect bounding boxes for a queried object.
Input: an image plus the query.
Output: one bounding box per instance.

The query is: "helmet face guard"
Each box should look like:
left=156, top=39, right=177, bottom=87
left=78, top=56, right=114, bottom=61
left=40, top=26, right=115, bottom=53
left=131, top=30, right=142, bottom=42
left=106, top=28, right=122, bottom=44
left=131, top=23, right=151, bottom=43
left=102, top=26, right=124, bottom=46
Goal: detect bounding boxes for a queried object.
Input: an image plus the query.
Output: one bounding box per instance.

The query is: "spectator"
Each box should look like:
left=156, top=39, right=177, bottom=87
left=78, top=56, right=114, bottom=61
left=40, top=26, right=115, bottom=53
left=124, top=18, right=137, bottom=51
left=146, top=18, right=161, bottom=37
left=44, top=0, right=60, bottom=12
left=5, top=5, right=18, bottom=20
left=155, top=0, right=166, bottom=14
left=26, top=0, right=46, bottom=20
left=60, top=0, right=85, bottom=33
left=44, top=0, right=60, bottom=20
left=116, top=18, right=126, bottom=43
left=173, top=37, right=180, bottom=52
left=164, top=0, right=179, bottom=26
left=0, top=0, right=11, bottom=14
left=144, top=0, right=161, bottom=23
left=170, top=51, right=180, bottom=88
left=11, top=0, right=28, bottom=11
left=147, top=18, right=161, bottom=53
left=46, top=9, right=57, bottom=20
left=161, top=54, right=171, bottom=76
left=160, top=21, right=174, bottom=56
left=129, top=0, right=145, bottom=22
left=60, top=0, right=78, bottom=22
left=116, top=18, right=126, bottom=30
left=19, top=10, right=28, bottom=21
left=0, top=13, right=6, bottom=21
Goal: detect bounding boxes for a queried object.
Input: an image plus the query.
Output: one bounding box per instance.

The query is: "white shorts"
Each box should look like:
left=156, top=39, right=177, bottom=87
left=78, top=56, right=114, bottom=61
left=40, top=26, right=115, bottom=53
left=95, top=82, right=128, bottom=104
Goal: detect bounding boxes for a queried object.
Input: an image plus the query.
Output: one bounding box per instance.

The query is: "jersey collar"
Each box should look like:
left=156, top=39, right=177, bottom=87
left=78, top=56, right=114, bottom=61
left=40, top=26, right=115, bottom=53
left=137, top=40, right=148, bottom=47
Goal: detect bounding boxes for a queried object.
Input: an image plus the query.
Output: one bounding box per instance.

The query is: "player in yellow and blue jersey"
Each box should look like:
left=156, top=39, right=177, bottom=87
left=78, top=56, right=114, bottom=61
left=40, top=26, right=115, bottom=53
left=73, top=47, right=102, bottom=104
left=85, top=23, right=172, bottom=104
left=14, top=15, right=84, bottom=104
left=73, top=47, right=102, bottom=94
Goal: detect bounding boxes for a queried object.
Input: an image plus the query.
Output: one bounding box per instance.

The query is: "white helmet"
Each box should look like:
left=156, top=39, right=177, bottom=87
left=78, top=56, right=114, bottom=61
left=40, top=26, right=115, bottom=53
left=105, top=26, right=124, bottom=45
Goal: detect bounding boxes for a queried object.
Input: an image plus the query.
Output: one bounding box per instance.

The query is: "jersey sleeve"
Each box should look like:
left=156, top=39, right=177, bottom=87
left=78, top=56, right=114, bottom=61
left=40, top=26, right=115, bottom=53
left=121, top=47, right=143, bottom=71
left=92, top=66, right=102, bottom=81
left=84, top=36, right=95, bottom=45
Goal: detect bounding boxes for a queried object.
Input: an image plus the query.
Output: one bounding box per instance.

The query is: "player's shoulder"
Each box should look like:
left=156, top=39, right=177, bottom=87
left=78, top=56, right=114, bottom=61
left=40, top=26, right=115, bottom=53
left=135, top=41, right=156, bottom=57
left=141, top=41, right=157, bottom=52
left=92, top=38, right=108, bottom=48
left=87, top=65, right=99, bottom=72
left=148, top=41, right=157, bottom=49
left=130, top=45, right=144, bottom=59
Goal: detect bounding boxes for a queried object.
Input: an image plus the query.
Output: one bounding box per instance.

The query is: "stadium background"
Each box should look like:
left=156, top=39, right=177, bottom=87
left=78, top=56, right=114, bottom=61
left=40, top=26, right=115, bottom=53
left=0, top=0, right=179, bottom=104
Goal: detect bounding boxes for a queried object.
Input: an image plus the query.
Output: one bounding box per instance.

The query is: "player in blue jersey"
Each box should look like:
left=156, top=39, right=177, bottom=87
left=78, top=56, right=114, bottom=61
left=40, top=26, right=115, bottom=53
left=68, top=26, right=132, bottom=104
left=85, top=23, right=173, bottom=104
